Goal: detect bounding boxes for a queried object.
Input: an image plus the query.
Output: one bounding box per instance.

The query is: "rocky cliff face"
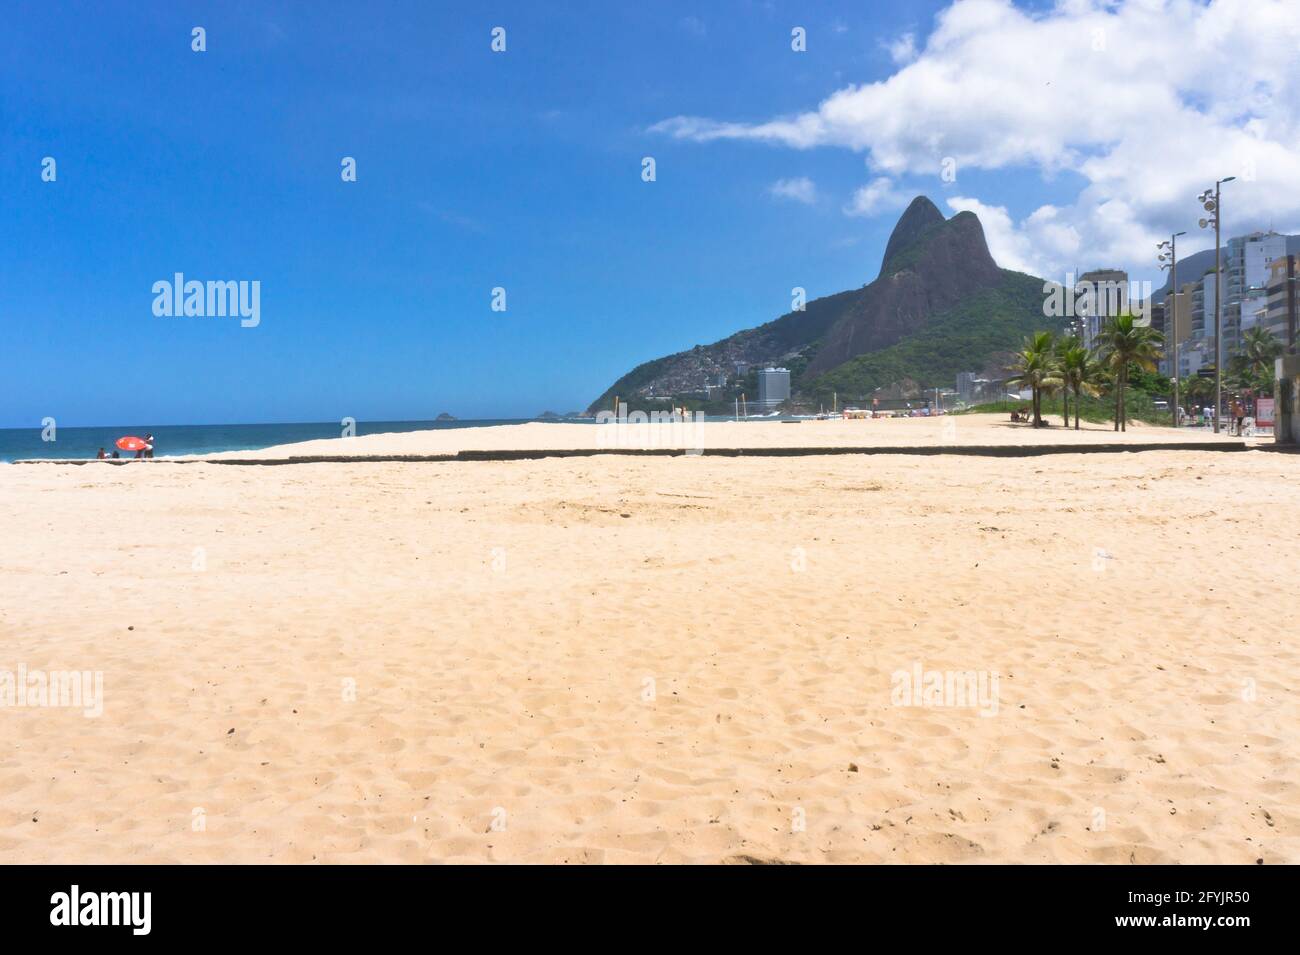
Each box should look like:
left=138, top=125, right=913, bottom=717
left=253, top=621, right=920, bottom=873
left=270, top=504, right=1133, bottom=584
left=877, top=195, right=946, bottom=278
left=589, top=196, right=1035, bottom=412
left=803, top=202, right=1002, bottom=377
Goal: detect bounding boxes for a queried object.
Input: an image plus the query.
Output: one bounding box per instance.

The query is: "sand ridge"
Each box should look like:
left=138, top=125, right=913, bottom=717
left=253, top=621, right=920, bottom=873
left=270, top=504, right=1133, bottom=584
left=169, top=413, right=1245, bottom=460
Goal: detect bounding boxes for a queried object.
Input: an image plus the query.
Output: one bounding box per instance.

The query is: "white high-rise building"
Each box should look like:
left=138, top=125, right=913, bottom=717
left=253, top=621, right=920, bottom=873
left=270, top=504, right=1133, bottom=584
left=1224, top=231, right=1288, bottom=354
left=756, top=367, right=791, bottom=411
left=1076, top=269, right=1129, bottom=350
left=1190, top=272, right=1219, bottom=360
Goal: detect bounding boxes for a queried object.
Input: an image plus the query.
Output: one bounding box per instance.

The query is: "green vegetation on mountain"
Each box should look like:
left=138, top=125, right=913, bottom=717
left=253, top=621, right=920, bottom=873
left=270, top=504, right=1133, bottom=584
left=589, top=197, right=1077, bottom=412
left=800, top=271, right=1065, bottom=403
left=586, top=288, right=853, bottom=414
left=879, top=211, right=981, bottom=277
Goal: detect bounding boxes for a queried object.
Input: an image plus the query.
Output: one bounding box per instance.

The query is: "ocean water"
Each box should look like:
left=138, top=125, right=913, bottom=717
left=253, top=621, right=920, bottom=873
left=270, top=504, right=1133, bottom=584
left=0, top=419, right=544, bottom=462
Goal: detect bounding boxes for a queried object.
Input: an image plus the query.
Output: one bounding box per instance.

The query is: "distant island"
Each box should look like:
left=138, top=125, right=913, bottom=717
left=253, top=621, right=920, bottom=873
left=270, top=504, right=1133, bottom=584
left=435, top=412, right=457, bottom=421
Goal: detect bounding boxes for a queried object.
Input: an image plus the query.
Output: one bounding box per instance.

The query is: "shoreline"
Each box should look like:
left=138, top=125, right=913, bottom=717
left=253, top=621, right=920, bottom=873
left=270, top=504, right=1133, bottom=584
left=11, top=439, right=1260, bottom=465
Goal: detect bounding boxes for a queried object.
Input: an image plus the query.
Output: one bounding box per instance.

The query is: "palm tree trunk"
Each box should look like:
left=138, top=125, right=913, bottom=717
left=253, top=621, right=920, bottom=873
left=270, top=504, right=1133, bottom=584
left=1120, top=369, right=1127, bottom=432
left=1074, top=384, right=1080, bottom=429
left=1062, top=391, right=1069, bottom=428
left=1114, top=380, right=1120, bottom=431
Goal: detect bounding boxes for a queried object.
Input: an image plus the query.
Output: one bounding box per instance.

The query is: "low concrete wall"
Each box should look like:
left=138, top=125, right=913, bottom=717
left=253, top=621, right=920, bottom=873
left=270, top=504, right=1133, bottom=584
left=13, top=441, right=1252, bottom=466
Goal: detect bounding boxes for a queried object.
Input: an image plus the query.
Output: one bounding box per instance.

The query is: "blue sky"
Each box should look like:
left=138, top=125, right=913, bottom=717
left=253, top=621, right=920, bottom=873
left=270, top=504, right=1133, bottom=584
left=3, top=0, right=1292, bottom=426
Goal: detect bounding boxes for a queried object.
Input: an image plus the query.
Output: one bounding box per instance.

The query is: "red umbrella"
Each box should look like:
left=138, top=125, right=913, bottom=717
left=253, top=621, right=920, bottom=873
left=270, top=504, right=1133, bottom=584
left=116, top=436, right=148, bottom=452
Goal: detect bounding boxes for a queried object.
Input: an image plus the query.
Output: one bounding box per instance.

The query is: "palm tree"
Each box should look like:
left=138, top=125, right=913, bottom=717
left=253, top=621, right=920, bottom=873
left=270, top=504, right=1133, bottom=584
left=1225, top=354, right=1251, bottom=393
left=1097, top=313, right=1164, bottom=432
left=1008, top=331, right=1060, bottom=428
left=1060, top=343, right=1103, bottom=430
left=1240, top=327, right=1283, bottom=398
left=1182, top=374, right=1212, bottom=423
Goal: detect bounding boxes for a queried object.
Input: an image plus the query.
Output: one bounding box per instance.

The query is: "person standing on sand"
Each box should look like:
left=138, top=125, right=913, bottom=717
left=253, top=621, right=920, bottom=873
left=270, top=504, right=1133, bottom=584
left=144, top=433, right=155, bottom=459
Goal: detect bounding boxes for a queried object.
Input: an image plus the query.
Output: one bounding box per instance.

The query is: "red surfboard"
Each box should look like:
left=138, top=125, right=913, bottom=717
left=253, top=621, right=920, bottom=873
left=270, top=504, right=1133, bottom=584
left=116, top=436, right=148, bottom=451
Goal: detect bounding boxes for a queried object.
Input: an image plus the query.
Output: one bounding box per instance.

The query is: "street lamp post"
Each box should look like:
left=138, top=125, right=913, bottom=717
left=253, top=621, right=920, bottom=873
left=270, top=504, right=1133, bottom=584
left=1287, top=255, right=1298, bottom=356
left=1198, top=177, right=1235, bottom=434
left=1071, top=267, right=1082, bottom=349
left=1158, top=231, right=1187, bottom=427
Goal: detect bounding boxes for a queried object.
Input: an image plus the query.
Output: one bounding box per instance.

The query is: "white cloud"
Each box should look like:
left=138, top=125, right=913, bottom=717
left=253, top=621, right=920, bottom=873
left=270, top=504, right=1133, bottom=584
left=887, top=32, right=917, bottom=65
left=651, top=0, right=1300, bottom=280
left=946, top=196, right=1081, bottom=276
left=844, top=177, right=909, bottom=217
left=944, top=196, right=1036, bottom=274
left=768, top=176, right=818, bottom=204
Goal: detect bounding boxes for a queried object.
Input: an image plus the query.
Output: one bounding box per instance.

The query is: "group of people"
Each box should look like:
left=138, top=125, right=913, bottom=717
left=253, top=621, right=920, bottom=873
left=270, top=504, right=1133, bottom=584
left=1179, top=401, right=1252, bottom=435
left=96, top=434, right=154, bottom=460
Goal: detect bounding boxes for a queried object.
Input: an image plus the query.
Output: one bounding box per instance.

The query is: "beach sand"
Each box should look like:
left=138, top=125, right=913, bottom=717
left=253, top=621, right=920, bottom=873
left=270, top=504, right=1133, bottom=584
left=190, top=412, right=1237, bottom=459
left=1, top=415, right=1295, bottom=863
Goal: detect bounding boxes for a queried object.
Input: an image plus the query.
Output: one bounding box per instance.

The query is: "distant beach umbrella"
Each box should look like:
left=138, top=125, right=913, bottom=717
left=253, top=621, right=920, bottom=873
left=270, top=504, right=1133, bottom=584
left=116, top=436, right=148, bottom=451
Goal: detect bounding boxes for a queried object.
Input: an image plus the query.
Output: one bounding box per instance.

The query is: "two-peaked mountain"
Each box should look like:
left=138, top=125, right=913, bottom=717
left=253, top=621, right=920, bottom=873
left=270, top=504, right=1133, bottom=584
left=589, top=196, right=1065, bottom=410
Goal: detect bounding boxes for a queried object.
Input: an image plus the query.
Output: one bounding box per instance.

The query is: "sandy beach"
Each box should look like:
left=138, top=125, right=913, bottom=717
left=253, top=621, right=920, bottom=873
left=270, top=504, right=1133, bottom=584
left=1, top=415, right=1295, bottom=864
left=191, top=413, right=1240, bottom=459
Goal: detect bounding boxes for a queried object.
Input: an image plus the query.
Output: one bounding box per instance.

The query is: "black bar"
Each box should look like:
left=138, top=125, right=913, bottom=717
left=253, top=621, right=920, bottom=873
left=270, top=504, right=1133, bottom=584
left=0, top=865, right=1281, bottom=941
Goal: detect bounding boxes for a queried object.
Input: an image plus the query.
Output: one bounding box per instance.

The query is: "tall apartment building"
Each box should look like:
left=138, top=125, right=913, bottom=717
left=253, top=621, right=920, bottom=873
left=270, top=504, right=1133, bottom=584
left=755, top=367, right=791, bottom=410
left=1153, top=298, right=1194, bottom=377
left=1152, top=301, right=1170, bottom=375
left=1167, top=284, right=1192, bottom=344
left=1223, top=231, right=1288, bottom=355
left=1241, top=295, right=1270, bottom=335
left=1076, top=269, right=1129, bottom=350
left=1264, top=254, right=1298, bottom=349
left=1179, top=340, right=1211, bottom=380
left=1190, top=272, right=1219, bottom=362
left=956, top=371, right=978, bottom=403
